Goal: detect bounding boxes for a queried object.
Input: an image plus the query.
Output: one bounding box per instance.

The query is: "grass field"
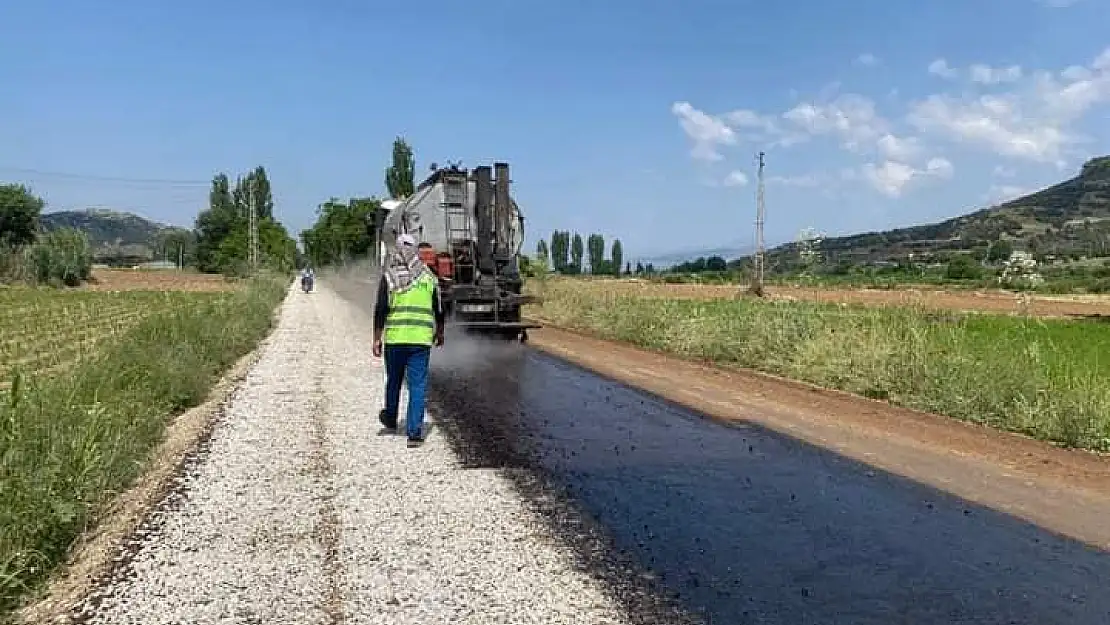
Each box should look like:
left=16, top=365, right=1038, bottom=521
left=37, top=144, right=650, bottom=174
left=527, top=278, right=1110, bottom=453
left=0, top=272, right=288, bottom=618
left=560, top=278, right=1110, bottom=319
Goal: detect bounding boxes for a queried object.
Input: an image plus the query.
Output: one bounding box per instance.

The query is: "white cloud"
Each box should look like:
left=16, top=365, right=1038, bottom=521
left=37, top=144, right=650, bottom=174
left=855, top=53, right=880, bottom=67
left=671, top=45, right=1110, bottom=201
left=1037, top=0, right=1084, bottom=7
left=862, top=161, right=917, bottom=197
left=724, top=109, right=780, bottom=134
left=1095, top=49, right=1110, bottom=71
left=671, top=101, right=736, bottom=161
left=861, top=158, right=954, bottom=197
left=782, top=94, right=889, bottom=152
left=723, top=170, right=749, bottom=187
left=908, top=46, right=1110, bottom=164
left=907, top=94, right=1069, bottom=162
left=877, top=133, right=922, bottom=160
left=768, top=174, right=821, bottom=188
left=969, top=64, right=1024, bottom=84
left=672, top=89, right=952, bottom=198
left=986, top=184, right=1032, bottom=202
left=926, top=157, right=955, bottom=178
left=928, top=59, right=958, bottom=79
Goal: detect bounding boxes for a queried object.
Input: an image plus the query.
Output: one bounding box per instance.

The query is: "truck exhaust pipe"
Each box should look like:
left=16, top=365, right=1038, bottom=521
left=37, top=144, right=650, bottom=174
left=493, top=162, right=511, bottom=259
left=473, top=165, right=494, bottom=274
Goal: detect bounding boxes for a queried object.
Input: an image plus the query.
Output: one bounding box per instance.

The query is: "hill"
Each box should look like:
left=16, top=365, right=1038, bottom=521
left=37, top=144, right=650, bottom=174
left=41, top=209, right=193, bottom=264
left=639, top=244, right=754, bottom=270
left=763, top=155, right=1110, bottom=272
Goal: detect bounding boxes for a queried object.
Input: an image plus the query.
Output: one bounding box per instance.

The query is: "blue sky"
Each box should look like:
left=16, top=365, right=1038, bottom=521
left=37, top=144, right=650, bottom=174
left=2, top=0, right=1109, bottom=262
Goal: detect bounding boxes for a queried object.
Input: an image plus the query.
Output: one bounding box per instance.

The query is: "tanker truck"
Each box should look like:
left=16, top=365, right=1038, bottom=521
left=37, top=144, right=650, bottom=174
left=374, top=161, right=540, bottom=341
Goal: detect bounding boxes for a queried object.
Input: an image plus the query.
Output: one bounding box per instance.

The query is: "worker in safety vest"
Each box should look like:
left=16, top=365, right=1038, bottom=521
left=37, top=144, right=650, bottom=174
left=372, top=233, right=445, bottom=446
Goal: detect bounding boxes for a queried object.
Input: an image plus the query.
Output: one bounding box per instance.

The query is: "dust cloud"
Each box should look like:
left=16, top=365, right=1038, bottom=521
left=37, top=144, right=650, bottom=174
left=320, top=259, right=528, bottom=378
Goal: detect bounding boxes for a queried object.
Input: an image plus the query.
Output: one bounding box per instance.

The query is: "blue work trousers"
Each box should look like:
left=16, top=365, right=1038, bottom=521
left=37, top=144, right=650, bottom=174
left=383, top=344, right=431, bottom=438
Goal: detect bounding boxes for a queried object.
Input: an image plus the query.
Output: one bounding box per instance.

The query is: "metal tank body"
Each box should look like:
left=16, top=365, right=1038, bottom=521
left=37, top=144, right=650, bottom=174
left=378, top=165, right=525, bottom=257
left=375, top=162, right=539, bottom=340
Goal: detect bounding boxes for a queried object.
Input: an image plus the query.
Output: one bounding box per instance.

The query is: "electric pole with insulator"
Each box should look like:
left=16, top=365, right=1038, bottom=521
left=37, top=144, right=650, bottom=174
left=248, top=180, right=259, bottom=273
left=750, top=151, right=766, bottom=297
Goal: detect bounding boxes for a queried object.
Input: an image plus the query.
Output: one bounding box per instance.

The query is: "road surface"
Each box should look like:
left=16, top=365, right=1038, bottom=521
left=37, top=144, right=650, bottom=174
left=36, top=276, right=1110, bottom=624
left=426, top=336, right=1110, bottom=624
left=56, top=282, right=678, bottom=625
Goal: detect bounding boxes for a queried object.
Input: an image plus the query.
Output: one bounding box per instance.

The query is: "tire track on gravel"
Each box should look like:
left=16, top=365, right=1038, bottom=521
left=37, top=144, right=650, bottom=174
left=307, top=369, right=345, bottom=625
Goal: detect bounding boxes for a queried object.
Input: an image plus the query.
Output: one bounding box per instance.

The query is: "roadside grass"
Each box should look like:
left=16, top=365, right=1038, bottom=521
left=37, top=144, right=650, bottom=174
left=0, top=275, right=288, bottom=618
left=528, top=279, right=1110, bottom=453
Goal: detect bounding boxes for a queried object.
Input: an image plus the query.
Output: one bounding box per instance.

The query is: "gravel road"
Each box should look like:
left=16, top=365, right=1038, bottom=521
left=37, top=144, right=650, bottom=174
left=73, top=281, right=643, bottom=625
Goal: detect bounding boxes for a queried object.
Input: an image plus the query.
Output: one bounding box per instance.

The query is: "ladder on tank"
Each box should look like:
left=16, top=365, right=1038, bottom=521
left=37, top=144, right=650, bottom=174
left=441, top=173, right=473, bottom=282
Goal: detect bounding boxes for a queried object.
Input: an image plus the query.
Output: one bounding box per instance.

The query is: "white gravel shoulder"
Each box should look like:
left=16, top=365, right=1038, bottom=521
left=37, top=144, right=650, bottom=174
left=79, top=280, right=632, bottom=625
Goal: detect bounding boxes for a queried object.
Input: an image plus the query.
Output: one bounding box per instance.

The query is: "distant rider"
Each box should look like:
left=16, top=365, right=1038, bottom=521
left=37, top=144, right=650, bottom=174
left=373, top=234, right=445, bottom=447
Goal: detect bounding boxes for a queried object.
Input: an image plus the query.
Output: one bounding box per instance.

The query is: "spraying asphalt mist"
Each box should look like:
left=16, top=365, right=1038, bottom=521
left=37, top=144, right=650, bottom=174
left=321, top=259, right=529, bottom=377
left=320, top=259, right=380, bottom=317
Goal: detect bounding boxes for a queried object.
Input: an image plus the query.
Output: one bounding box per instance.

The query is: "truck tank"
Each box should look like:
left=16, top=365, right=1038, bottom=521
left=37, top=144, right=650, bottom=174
left=379, top=165, right=525, bottom=258
left=377, top=161, right=539, bottom=340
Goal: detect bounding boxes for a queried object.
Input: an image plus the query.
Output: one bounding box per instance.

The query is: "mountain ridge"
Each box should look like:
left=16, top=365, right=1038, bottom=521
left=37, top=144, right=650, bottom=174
left=41, top=209, right=192, bottom=263
left=759, top=155, right=1110, bottom=271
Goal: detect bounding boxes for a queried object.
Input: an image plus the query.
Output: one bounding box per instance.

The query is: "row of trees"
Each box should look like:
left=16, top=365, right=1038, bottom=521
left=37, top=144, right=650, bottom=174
left=193, top=166, right=298, bottom=275
left=301, top=137, right=653, bottom=283
left=300, top=197, right=381, bottom=267
left=537, top=230, right=626, bottom=276
left=299, top=137, right=415, bottom=268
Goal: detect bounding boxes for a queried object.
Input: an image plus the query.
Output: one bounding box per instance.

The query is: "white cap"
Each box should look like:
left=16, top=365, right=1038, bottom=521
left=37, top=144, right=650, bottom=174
left=396, top=233, right=417, bottom=249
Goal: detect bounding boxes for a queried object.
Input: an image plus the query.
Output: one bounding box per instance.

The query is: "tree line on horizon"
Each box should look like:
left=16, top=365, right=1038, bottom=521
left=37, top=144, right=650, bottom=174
left=193, top=165, right=298, bottom=275
left=0, top=164, right=300, bottom=285
left=532, top=231, right=646, bottom=276
left=298, top=137, right=653, bottom=280
left=297, top=137, right=413, bottom=268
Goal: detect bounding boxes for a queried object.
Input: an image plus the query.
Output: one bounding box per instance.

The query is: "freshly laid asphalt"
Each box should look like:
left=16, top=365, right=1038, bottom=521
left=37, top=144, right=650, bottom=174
left=426, top=337, right=1110, bottom=625
left=328, top=273, right=1109, bottom=624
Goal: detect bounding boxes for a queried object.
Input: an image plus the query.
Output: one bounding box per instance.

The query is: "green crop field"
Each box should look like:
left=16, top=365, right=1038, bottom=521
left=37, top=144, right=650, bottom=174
left=528, top=277, right=1110, bottom=454
left=0, top=290, right=199, bottom=389
left=0, top=276, right=287, bottom=618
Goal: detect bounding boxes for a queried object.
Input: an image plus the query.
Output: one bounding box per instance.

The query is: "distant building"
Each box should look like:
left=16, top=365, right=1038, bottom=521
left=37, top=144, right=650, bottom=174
left=137, top=260, right=178, bottom=270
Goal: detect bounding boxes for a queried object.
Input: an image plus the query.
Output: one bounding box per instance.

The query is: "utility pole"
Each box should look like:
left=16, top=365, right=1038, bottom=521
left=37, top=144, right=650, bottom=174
left=750, top=151, right=767, bottom=297
left=247, top=180, right=259, bottom=273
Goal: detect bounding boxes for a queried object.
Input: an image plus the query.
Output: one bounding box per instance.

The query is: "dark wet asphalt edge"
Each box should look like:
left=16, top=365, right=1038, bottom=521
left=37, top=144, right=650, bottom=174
left=427, top=388, right=706, bottom=625
left=325, top=278, right=703, bottom=622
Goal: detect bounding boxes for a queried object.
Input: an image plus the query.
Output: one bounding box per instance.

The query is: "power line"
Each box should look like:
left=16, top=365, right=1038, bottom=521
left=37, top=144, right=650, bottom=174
left=0, top=166, right=212, bottom=187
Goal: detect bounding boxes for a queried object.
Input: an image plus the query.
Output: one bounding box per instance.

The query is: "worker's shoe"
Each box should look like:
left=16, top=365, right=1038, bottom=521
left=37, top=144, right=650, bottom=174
left=378, top=409, right=398, bottom=431
left=406, top=435, right=424, bottom=448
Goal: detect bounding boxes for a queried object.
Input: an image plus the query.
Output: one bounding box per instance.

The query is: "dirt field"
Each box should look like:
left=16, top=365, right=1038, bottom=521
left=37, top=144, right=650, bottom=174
left=585, top=279, right=1110, bottom=318
left=85, top=268, right=239, bottom=292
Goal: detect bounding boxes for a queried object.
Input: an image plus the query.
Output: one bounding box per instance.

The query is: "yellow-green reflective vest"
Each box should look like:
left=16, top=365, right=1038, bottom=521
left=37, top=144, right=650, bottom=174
left=384, top=272, right=437, bottom=346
